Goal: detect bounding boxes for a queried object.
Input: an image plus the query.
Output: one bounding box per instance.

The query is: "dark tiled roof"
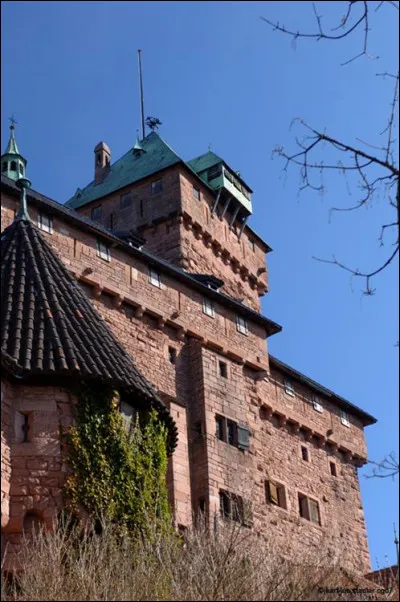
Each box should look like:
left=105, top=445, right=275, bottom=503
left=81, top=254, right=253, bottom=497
left=269, top=355, right=377, bottom=426
left=66, top=132, right=183, bottom=209
left=1, top=216, right=177, bottom=452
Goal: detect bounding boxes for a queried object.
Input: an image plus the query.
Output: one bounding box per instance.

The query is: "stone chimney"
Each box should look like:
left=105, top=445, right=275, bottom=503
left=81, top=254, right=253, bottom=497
left=94, top=141, right=111, bottom=184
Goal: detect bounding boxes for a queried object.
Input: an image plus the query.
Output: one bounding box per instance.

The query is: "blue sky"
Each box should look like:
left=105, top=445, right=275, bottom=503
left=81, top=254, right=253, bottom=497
left=1, top=1, right=398, bottom=569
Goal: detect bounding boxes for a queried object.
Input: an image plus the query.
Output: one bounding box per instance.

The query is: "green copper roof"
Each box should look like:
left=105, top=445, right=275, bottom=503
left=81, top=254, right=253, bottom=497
left=66, top=132, right=182, bottom=209
left=186, top=151, right=224, bottom=175
left=4, top=126, right=20, bottom=156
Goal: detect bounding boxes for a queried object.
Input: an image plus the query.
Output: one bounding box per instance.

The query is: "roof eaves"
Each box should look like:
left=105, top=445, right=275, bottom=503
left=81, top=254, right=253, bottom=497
left=1, top=176, right=281, bottom=336
left=268, top=355, right=377, bottom=426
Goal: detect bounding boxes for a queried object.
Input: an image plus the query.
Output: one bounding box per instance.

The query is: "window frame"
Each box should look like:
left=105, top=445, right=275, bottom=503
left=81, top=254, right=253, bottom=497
left=38, top=212, right=54, bottom=234
left=265, top=480, right=287, bottom=510
left=236, top=315, right=248, bottom=335
left=148, top=267, right=161, bottom=288
left=203, top=297, right=215, bottom=318
left=298, top=493, right=321, bottom=525
left=192, top=186, right=200, bottom=200
left=340, top=410, right=351, bottom=428
left=96, top=238, right=111, bottom=262
left=312, top=395, right=324, bottom=413
left=284, top=378, right=295, bottom=397
left=218, top=361, right=228, bottom=378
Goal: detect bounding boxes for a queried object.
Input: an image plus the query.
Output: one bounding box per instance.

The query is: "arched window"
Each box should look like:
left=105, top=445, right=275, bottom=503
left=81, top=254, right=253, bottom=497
left=10, top=161, right=17, bottom=171
left=96, top=153, right=102, bottom=166
left=19, top=163, right=24, bottom=175
left=2, top=161, right=7, bottom=172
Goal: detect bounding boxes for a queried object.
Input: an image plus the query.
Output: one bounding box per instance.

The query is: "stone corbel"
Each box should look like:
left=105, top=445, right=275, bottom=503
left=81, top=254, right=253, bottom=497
left=135, top=305, right=144, bottom=319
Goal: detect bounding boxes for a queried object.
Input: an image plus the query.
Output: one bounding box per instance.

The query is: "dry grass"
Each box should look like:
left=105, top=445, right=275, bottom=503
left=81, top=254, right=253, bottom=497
left=1, top=516, right=398, bottom=601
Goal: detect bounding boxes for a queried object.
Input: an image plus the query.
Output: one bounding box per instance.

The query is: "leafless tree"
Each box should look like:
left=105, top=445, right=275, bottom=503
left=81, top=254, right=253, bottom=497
left=366, top=452, right=399, bottom=479
left=262, top=1, right=399, bottom=296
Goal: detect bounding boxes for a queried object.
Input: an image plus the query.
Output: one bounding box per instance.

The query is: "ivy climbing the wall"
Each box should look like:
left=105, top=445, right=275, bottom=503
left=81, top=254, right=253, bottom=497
left=63, top=381, right=171, bottom=537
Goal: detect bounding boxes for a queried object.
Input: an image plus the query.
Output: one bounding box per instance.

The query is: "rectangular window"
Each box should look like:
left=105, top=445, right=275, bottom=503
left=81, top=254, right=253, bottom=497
left=301, top=446, right=309, bottom=462
left=149, top=267, right=161, bottom=288
left=215, top=415, right=248, bottom=450
left=120, top=400, right=137, bottom=433
left=120, top=192, right=132, bottom=209
left=151, top=179, right=162, bottom=195
left=340, top=410, right=351, bottom=427
left=265, top=480, right=287, bottom=509
left=91, top=206, right=102, bottom=221
left=248, top=238, right=255, bottom=252
left=219, top=361, right=227, bottom=378
left=236, top=316, right=248, bottom=335
left=38, top=212, right=53, bottom=234
left=203, top=297, right=215, bottom=318
left=14, top=412, right=31, bottom=444
left=96, top=239, right=111, bottom=262
left=193, top=186, right=200, bottom=200
left=219, top=490, right=252, bottom=526
left=168, top=347, right=177, bottom=365
left=298, top=494, right=321, bottom=525
left=215, top=415, right=225, bottom=441
left=284, top=378, right=295, bottom=397
left=312, top=396, right=324, bottom=413
left=330, top=461, right=337, bottom=477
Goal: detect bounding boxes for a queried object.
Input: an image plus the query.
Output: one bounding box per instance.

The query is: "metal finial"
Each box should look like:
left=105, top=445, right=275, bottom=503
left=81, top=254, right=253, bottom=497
left=9, top=115, right=17, bottom=130
left=15, top=177, right=32, bottom=222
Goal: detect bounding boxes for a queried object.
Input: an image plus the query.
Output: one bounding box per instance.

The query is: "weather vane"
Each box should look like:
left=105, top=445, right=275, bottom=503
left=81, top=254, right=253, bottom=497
left=9, top=115, right=18, bottom=130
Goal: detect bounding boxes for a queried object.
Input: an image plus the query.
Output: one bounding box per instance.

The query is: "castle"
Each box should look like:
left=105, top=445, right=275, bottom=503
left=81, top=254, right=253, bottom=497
left=1, top=122, right=376, bottom=573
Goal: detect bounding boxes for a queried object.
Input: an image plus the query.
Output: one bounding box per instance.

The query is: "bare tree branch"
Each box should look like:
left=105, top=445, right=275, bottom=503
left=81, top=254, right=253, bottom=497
left=365, top=452, right=399, bottom=479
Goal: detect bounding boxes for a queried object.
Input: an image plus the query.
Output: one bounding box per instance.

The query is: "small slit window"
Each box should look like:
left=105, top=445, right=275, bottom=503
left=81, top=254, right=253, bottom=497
left=301, top=446, right=309, bottom=462
left=91, top=206, right=102, bottom=221
left=15, top=412, right=31, bottom=443
left=284, top=379, right=295, bottom=397
left=19, top=163, right=24, bottom=175
left=38, top=212, right=53, bottom=234
left=248, top=238, right=255, bottom=252
left=151, top=179, right=162, bottom=195
left=149, top=267, right=161, bottom=288
left=168, top=347, right=177, bottom=365
left=96, top=239, right=111, bottom=262
left=236, top=316, right=248, bottom=335
left=219, top=361, right=227, bottom=378
left=203, top=297, right=215, bottom=318
left=330, top=461, right=337, bottom=477
left=193, top=186, right=200, bottom=200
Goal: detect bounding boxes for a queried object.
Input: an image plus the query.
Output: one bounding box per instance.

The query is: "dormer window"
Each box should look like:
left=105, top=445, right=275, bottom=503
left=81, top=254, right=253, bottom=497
left=38, top=212, right=54, bottom=234
left=10, top=160, right=17, bottom=172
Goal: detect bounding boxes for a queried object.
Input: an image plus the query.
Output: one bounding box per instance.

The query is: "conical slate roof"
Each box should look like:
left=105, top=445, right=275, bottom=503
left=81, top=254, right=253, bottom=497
left=1, top=214, right=177, bottom=452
